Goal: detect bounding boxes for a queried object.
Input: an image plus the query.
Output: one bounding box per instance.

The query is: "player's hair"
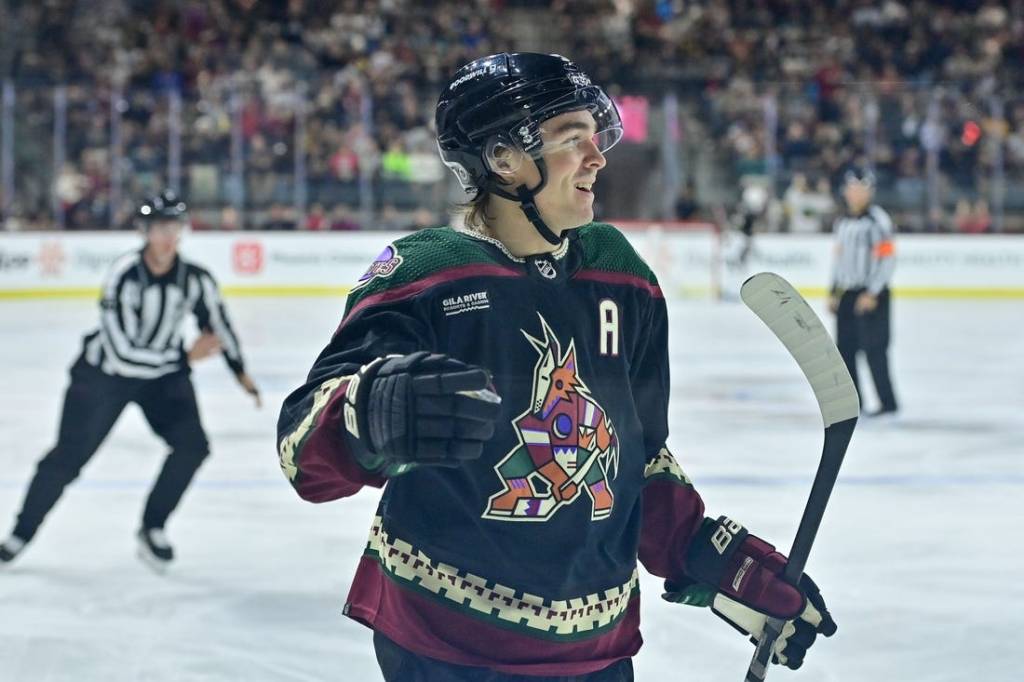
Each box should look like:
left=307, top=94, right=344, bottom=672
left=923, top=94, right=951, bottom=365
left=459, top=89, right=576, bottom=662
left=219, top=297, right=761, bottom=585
left=454, top=191, right=492, bottom=232
left=453, top=170, right=518, bottom=232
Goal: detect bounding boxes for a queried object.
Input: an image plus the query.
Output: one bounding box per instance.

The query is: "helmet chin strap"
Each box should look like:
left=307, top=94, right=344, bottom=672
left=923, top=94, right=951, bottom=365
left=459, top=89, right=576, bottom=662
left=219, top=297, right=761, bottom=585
left=486, top=158, right=562, bottom=246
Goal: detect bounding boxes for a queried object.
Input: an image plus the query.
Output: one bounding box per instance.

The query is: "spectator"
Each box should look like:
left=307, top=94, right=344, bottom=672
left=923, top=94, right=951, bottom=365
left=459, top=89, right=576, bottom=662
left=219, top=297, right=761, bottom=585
left=783, top=173, right=835, bottom=233
left=262, top=203, right=297, bottom=230
left=329, top=205, right=361, bottom=231
left=954, top=198, right=992, bottom=234
left=675, top=180, right=700, bottom=221
left=3, top=0, right=1023, bottom=232
left=304, top=203, right=328, bottom=231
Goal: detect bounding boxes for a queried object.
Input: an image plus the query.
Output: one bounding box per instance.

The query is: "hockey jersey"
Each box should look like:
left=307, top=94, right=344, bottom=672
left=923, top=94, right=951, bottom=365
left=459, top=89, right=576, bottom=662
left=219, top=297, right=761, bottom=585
left=81, top=250, right=246, bottom=380
left=830, top=205, right=896, bottom=295
left=277, top=223, right=706, bottom=675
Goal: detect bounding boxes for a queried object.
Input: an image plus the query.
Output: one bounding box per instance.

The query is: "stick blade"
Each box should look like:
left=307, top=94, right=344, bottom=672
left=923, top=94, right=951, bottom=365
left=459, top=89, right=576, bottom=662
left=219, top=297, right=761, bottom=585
left=740, top=273, right=859, bottom=427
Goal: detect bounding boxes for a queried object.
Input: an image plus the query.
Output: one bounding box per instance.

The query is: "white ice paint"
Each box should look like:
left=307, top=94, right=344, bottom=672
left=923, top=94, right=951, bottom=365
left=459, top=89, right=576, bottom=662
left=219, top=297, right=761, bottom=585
left=0, top=296, right=1020, bottom=681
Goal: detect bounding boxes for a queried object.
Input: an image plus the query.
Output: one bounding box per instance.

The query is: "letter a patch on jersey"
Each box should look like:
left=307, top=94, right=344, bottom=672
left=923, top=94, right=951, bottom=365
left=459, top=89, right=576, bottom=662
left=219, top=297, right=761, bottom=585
left=352, top=245, right=403, bottom=290
left=483, top=314, right=619, bottom=522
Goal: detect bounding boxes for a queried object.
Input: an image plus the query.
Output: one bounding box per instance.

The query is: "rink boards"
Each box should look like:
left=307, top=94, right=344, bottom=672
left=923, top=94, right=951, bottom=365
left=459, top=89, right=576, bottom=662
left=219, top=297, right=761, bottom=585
left=1, top=226, right=1022, bottom=299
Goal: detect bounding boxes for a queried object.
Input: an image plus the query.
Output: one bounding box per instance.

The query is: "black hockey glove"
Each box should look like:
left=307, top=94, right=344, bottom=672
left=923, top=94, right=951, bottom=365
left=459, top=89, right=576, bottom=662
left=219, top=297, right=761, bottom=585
left=342, top=352, right=501, bottom=476
left=664, top=516, right=837, bottom=670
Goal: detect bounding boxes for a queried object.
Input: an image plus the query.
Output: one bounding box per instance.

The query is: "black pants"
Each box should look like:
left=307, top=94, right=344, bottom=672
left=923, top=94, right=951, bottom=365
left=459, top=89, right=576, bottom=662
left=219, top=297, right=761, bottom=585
left=11, top=358, right=210, bottom=542
left=836, top=288, right=898, bottom=412
left=373, top=633, right=634, bottom=682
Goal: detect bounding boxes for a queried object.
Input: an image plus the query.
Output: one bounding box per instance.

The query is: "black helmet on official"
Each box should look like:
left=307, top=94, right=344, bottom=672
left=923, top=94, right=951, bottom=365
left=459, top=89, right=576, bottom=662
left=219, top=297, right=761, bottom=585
left=436, top=52, right=622, bottom=244
left=136, top=189, right=188, bottom=228
left=843, top=165, right=876, bottom=188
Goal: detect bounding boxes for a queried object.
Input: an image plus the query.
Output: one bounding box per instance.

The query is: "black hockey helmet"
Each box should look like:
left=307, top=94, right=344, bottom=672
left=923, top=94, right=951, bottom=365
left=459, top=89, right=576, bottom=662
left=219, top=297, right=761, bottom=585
left=436, top=52, right=622, bottom=244
left=136, top=189, right=188, bottom=228
left=843, top=165, right=876, bottom=188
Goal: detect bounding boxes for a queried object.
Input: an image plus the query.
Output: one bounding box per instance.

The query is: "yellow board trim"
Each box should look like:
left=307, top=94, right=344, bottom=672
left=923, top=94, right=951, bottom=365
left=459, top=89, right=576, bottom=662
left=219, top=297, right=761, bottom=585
left=796, top=287, right=1024, bottom=299
left=0, top=285, right=352, bottom=300
left=221, top=285, right=351, bottom=297
left=1, top=285, right=1021, bottom=300
left=0, top=288, right=100, bottom=300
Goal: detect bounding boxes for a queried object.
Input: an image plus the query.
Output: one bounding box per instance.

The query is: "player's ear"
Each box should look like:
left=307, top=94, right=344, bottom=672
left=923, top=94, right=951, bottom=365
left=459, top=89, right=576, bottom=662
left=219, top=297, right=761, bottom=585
left=484, top=137, right=524, bottom=177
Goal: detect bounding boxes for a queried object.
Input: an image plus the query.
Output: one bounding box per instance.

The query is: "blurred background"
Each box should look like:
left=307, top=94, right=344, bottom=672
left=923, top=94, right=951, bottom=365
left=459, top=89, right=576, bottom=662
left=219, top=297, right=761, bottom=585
left=2, top=0, right=1023, bottom=234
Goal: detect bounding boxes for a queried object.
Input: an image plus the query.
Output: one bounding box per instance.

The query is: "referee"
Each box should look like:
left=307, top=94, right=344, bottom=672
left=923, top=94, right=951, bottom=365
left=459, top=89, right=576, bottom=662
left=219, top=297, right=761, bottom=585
left=0, top=190, right=260, bottom=571
left=829, top=167, right=899, bottom=417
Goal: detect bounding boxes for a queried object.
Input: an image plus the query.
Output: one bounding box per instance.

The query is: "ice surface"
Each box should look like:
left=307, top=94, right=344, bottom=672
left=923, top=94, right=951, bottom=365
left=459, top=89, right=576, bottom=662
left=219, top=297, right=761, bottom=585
left=1, top=295, right=1020, bottom=681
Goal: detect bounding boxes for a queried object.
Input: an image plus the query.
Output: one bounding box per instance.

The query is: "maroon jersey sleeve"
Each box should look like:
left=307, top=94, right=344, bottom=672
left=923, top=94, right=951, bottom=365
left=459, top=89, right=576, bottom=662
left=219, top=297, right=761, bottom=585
left=277, top=300, right=434, bottom=502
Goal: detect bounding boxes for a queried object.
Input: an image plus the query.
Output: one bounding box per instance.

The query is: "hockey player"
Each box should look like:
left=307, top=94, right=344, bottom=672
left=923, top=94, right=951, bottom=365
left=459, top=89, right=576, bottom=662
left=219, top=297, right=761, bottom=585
left=0, top=191, right=260, bottom=571
left=828, top=167, right=899, bottom=416
left=277, top=53, right=836, bottom=680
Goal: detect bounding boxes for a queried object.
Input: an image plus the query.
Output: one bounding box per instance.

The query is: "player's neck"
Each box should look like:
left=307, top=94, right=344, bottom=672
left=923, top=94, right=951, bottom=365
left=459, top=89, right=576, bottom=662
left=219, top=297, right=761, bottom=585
left=483, top=205, right=563, bottom=257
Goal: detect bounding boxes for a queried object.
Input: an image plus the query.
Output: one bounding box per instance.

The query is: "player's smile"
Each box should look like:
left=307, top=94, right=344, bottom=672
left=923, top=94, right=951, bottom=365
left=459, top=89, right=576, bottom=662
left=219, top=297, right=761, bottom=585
left=534, top=110, right=607, bottom=229
left=573, top=176, right=596, bottom=203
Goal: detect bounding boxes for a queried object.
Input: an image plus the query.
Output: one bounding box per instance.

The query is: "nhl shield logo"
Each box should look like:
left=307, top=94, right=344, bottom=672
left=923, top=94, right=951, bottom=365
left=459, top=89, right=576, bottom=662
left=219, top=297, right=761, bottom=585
left=483, top=314, right=618, bottom=522
left=534, top=259, right=557, bottom=279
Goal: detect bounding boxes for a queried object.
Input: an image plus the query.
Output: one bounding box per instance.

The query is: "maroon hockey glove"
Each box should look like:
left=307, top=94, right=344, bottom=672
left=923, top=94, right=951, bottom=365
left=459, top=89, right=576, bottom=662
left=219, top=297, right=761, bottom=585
left=343, top=352, right=501, bottom=476
left=664, top=516, right=837, bottom=670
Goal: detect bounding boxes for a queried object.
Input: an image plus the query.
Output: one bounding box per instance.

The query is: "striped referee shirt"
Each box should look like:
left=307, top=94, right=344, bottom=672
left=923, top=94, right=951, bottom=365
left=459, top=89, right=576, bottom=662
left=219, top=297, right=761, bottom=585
left=81, top=250, right=245, bottom=379
left=830, top=204, right=896, bottom=295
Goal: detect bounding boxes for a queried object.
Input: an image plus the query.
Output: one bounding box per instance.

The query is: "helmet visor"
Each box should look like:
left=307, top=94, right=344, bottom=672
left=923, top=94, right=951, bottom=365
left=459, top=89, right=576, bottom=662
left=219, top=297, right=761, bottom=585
left=534, top=126, right=623, bottom=159
left=527, top=87, right=623, bottom=158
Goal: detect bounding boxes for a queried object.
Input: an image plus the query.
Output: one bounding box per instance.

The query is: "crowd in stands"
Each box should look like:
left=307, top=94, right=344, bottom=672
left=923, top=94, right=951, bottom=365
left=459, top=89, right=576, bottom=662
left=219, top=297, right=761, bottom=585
left=563, top=0, right=1024, bottom=231
left=2, top=0, right=1023, bottom=232
left=1, top=0, right=518, bottom=230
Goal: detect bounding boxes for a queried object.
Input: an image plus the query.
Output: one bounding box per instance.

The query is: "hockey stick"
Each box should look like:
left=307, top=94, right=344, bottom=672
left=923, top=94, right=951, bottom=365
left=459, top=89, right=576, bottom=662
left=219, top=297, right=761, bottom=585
left=738, top=273, right=859, bottom=682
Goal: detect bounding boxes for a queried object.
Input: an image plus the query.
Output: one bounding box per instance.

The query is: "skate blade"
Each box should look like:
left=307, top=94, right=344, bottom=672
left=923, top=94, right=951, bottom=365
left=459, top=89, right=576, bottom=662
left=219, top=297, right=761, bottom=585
left=136, top=546, right=171, bottom=575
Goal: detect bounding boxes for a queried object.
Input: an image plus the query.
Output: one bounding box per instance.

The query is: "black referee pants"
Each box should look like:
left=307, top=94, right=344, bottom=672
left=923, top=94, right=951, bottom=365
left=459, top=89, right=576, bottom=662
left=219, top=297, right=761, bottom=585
left=373, top=632, right=634, bottom=682
left=836, top=288, right=898, bottom=412
left=11, top=358, right=210, bottom=543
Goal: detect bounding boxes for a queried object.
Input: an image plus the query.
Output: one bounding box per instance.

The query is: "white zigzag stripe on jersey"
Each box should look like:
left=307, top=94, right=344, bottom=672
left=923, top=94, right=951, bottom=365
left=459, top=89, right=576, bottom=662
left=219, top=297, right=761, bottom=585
left=365, top=516, right=637, bottom=636
left=643, top=448, right=693, bottom=485
left=278, top=375, right=348, bottom=481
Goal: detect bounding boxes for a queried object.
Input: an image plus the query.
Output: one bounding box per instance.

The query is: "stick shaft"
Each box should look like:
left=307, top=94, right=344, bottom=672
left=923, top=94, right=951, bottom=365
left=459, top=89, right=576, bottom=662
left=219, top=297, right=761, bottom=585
left=738, top=273, right=859, bottom=682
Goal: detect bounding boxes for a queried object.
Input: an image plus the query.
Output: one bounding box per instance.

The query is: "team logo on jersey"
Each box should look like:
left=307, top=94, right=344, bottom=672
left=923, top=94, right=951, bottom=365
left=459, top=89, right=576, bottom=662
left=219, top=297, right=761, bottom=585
left=533, top=258, right=557, bottom=279
left=353, top=245, right=403, bottom=290
left=483, top=314, right=619, bottom=522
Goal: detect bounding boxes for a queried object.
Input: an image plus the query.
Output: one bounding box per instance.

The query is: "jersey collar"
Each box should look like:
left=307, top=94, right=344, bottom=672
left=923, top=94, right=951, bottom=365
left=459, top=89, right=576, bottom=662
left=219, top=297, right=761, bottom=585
left=455, top=227, right=571, bottom=264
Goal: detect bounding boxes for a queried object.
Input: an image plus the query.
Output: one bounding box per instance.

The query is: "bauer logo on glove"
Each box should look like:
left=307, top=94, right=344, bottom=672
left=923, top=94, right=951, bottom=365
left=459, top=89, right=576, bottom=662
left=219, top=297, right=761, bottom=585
left=664, top=516, right=838, bottom=670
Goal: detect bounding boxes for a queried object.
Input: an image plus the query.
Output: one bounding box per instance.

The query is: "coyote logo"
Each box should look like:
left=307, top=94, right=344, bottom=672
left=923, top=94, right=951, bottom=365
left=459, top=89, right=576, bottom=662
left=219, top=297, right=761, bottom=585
left=483, top=315, right=619, bottom=521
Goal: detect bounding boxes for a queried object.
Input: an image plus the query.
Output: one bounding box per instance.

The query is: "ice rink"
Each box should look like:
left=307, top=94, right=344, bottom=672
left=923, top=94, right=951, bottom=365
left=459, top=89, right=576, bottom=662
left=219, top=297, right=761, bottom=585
left=1, top=293, right=1021, bottom=681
